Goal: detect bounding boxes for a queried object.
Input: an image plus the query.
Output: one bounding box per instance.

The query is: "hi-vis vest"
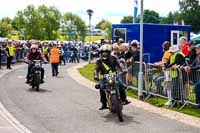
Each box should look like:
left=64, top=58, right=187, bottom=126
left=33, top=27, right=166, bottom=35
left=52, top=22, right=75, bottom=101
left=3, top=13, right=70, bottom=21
left=43, top=47, right=48, bottom=54
left=170, top=52, right=184, bottom=78
left=102, top=62, right=113, bottom=74
left=50, top=48, right=59, bottom=63
left=7, top=46, right=14, bottom=57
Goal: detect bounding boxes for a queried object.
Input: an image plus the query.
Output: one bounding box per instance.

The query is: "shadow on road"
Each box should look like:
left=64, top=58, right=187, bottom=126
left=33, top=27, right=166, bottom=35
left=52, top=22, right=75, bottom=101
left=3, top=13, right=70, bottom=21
left=27, top=88, right=52, bottom=93
left=55, top=76, right=65, bottom=78
left=101, top=113, right=140, bottom=125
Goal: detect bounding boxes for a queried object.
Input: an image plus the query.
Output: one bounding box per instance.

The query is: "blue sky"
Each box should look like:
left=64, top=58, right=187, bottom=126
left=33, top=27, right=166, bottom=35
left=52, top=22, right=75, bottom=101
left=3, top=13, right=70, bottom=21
left=0, top=0, right=180, bottom=25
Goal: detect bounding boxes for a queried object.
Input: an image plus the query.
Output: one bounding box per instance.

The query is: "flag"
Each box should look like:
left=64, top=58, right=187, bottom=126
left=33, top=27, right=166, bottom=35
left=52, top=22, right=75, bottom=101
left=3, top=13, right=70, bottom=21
left=181, top=19, right=185, bottom=25
left=133, top=0, right=138, bottom=23
left=173, top=20, right=178, bottom=25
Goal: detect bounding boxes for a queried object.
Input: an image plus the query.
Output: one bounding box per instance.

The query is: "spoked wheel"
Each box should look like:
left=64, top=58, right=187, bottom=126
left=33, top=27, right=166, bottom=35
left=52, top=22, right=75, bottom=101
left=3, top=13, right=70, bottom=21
left=35, top=75, right=41, bottom=92
left=116, top=96, right=123, bottom=122
left=111, top=93, right=124, bottom=122
left=117, top=107, right=123, bottom=122
left=36, top=85, right=39, bottom=92
left=31, top=85, right=35, bottom=89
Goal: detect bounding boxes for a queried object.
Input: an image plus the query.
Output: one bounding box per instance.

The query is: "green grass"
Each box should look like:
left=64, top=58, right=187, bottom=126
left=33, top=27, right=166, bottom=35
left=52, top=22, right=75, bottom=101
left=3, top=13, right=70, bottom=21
left=85, top=36, right=105, bottom=42
left=78, top=63, right=200, bottom=118
left=78, top=63, right=95, bottom=82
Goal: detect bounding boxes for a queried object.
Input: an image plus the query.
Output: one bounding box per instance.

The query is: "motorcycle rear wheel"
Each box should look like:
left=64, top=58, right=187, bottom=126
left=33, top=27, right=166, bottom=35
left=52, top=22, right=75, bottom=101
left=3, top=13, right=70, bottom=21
left=36, top=85, right=39, bottom=92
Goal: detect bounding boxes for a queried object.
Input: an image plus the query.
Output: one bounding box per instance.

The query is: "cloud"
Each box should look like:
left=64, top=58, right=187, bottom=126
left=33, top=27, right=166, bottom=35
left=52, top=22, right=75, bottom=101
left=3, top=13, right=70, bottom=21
left=0, top=0, right=180, bottom=25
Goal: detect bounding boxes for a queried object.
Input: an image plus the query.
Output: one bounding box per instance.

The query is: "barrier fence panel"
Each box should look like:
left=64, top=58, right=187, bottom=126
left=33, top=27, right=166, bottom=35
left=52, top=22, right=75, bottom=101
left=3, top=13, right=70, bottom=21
left=0, top=49, right=25, bottom=65
left=138, top=63, right=200, bottom=110
left=180, top=69, right=200, bottom=110
left=116, top=57, right=200, bottom=110
left=144, top=63, right=168, bottom=101
left=127, top=61, right=146, bottom=91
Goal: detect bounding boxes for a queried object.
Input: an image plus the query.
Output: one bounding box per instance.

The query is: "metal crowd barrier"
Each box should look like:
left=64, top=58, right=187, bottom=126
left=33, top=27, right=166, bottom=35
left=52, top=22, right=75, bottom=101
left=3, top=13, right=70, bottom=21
left=180, top=69, right=200, bottom=110
left=141, top=63, right=199, bottom=110
left=144, top=63, right=168, bottom=100
left=0, top=49, right=26, bottom=65
left=126, top=61, right=147, bottom=91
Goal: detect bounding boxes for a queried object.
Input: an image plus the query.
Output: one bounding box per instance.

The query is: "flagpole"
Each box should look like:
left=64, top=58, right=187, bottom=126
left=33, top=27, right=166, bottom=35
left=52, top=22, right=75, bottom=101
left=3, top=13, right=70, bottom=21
left=133, top=0, right=138, bottom=23
left=138, top=0, right=144, bottom=100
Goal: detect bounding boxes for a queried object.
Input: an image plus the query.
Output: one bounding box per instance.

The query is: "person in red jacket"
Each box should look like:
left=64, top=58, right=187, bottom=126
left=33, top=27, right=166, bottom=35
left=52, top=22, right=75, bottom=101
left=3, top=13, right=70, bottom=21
left=179, top=36, right=190, bottom=56
left=25, top=44, right=46, bottom=83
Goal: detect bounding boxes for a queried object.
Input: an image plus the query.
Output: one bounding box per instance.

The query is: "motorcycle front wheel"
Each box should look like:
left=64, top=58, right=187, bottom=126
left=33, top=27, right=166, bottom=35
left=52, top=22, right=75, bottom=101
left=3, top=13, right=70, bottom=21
left=111, top=93, right=124, bottom=122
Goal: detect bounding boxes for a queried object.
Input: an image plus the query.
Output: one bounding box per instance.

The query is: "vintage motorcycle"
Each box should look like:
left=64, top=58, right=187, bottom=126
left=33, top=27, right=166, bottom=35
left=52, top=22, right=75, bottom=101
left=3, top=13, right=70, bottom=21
left=27, top=60, right=43, bottom=91
left=103, top=73, right=124, bottom=122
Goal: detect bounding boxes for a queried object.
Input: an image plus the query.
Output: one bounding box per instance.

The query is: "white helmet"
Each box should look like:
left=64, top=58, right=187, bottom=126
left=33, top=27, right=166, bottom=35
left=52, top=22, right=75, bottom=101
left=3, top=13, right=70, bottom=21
left=169, top=45, right=180, bottom=53
left=100, top=44, right=111, bottom=52
left=131, top=40, right=139, bottom=45
left=118, top=38, right=124, bottom=43
left=31, top=44, right=38, bottom=49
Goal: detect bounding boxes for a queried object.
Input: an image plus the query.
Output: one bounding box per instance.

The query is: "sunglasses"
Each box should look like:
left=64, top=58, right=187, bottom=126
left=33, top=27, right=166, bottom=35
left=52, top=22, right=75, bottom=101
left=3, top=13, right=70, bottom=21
left=101, top=51, right=108, bottom=53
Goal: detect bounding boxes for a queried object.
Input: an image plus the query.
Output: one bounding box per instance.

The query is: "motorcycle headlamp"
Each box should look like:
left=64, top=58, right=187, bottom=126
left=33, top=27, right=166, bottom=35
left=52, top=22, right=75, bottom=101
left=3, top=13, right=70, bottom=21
left=108, top=79, right=113, bottom=84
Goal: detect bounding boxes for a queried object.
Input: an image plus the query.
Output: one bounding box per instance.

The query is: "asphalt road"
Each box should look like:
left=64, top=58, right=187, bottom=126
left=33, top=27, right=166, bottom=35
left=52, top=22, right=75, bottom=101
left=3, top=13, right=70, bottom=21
left=0, top=64, right=200, bottom=133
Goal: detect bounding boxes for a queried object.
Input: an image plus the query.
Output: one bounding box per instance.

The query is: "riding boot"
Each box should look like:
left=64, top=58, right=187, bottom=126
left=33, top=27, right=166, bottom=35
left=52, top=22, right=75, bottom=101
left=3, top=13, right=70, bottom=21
left=99, top=91, right=108, bottom=110
left=119, top=85, right=131, bottom=105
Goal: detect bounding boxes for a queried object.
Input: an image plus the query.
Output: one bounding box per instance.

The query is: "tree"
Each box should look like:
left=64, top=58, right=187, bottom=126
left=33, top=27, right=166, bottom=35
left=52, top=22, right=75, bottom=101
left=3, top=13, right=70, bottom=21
left=160, top=11, right=182, bottom=24
left=13, top=5, right=62, bottom=40
left=96, top=19, right=112, bottom=39
left=121, top=10, right=160, bottom=24
left=138, top=9, right=160, bottom=24
left=38, top=5, right=62, bottom=40
left=179, top=0, right=200, bottom=32
left=144, top=9, right=160, bottom=23
left=120, top=16, right=133, bottom=24
left=63, top=12, right=87, bottom=42
left=0, top=17, right=13, bottom=37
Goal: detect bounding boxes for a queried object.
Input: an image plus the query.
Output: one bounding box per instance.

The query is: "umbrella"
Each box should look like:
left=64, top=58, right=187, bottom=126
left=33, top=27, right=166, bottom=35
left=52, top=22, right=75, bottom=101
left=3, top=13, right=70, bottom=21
left=191, top=34, right=200, bottom=41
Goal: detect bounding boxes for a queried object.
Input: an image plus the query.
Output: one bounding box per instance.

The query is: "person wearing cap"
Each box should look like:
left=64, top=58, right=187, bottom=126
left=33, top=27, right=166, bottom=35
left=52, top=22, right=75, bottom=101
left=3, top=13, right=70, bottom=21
left=184, top=40, right=197, bottom=64
left=124, top=40, right=140, bottom=85
left=6, top=41, right=14, bottom=69
left=164, top=45, right=185, bottom=106
left=0, top=44, right=3, bottom=69
left=153, top=41, right=171, bottom=97
left=154, top=41, right=171, bottom=66
left=50, top=43, right=60, bottom=76
left=184, top=43, right=200, bottom=108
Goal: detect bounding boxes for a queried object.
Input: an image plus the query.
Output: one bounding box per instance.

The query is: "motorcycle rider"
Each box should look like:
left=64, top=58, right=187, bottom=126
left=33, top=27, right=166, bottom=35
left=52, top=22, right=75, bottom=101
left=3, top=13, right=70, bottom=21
left=25, top=44, right=47, bottom=84
left=94, top=44, right=130, bottom=110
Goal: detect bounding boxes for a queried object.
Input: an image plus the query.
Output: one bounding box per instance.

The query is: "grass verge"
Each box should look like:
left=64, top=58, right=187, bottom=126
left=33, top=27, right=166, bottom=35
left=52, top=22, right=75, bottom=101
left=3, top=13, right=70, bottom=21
left=85, top=36, right=105, bottom=42
left=78, top=63, right=200, bottom=118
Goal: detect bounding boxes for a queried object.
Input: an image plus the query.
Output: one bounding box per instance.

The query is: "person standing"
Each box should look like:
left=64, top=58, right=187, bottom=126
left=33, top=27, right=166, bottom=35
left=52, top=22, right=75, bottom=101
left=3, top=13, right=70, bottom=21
left=164, top=45, right=185, bottom=105
left=50, top=43, right=60, bottom=77
left=6, top=41, right=14, bottom=69
left=183, top=44, right=200, bottom=108
left=179, top=36, right=190, bottom=56
left=0, top=44, right=3, bottom=69
left=58, top=45, right=66, bottom=65
left=42, top=43, right=49, bottom=62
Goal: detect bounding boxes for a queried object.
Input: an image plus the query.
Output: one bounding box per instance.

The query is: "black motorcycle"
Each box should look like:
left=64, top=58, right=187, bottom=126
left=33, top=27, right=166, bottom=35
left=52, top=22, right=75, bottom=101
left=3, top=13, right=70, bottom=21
left=103, top=73, right=124, bottom=122
left=28, top=60, right=43, bottom=91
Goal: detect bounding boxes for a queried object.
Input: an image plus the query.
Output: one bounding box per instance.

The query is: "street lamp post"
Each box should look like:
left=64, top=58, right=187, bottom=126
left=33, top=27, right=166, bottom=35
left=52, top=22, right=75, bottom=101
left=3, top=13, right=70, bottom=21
left=87, top=9, right=94, bottom=64
left=20, top=28, right=25, bottom=40
left=138, top=0, right=144, bottom=100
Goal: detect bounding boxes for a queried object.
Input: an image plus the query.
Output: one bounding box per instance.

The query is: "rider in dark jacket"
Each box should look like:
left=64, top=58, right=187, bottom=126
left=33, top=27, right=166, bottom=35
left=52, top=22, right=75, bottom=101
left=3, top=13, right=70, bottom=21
left=94, top=44, right=130, bottom=110
left=25, top=44, right=46, bottom=83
